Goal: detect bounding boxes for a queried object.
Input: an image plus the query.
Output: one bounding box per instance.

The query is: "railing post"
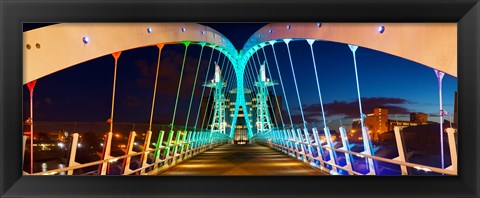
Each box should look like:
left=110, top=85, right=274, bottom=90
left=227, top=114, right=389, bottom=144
left=164, top=130, right=175, bottom=166
left=67, top=133, right=80, bottom=175
left=22, top=135, right=28, bottom=171
left=338, top=126, right=354, bottom=175
left=185, top=131, right=192, bottom=159
left=393, top=126, right=408, bottom=175
left=446, top=128, right=457, bottom=173
left=324, top=127, right=338, bottom=174
left=122, top=131, right=136, bottom=175
left=312, top=127, right=325, bottom=168
left=99, top=132, right=113, bottom=175
left=296, top=128, right=306, bottom=162
left=303, top=128, right=313, bottom=162
left=289, top=129, right=301, bottom=159
left=286, top=129, right=294, bottom=157
left=154, top=130, right=165, bottom=169
left=179, top=131, right=188, bottom=160
left=171, top=131, right=182, bottom=165
left=361, top=126, right=377, bottom=175
left=140, top=130, right=153, bottom=175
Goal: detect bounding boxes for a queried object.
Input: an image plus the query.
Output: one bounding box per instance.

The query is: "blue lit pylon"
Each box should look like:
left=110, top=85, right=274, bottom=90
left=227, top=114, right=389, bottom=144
left=204, top=63, right=227, bottom=134
left=254, top=62, right=278, bottom=133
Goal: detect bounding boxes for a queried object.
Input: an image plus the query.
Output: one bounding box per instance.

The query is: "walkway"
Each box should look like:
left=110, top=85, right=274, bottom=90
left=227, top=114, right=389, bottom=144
left=160, top=143, right=327, bottom=175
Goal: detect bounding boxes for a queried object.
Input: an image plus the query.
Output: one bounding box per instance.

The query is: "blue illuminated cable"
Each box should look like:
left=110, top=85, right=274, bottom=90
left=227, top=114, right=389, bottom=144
left=254, top=51, right=279, bottom=128
left=271, top=43, right=293, bottom=127
left=205, top=58, right=228, bottom=133
left=170, top=42, right=190, bottom=132
left=245, top=59, right=256, bottom=104
left=204, top=52, right=226, bottom=131
left=261, top=47, right=285, bottom=127
left=244, top=60, right=257, bottom=124
left=194, top=46, right=216, bottom=130
left=307, top=39, right=327, bottom=128
left=185, top=44, right=205, bottom=131
left=284, top=39, right=306, bottom=129
left=201, top=50, right=222, bottom=130
left=245, top=59, right=257, bottom=106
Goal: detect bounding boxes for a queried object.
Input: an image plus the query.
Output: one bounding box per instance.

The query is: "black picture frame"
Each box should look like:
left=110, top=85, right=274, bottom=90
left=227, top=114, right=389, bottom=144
left=1, top=0, right=479, bottom=197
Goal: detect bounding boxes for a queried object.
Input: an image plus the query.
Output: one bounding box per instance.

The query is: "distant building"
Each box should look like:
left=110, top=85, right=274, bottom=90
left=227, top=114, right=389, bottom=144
left=352, top=107, right=430, bottom=142
left=226, top=88, right=282, bottom=143
left=365, top=107, right=388, bottom=141
left=410, top=112, right=428, bottom=124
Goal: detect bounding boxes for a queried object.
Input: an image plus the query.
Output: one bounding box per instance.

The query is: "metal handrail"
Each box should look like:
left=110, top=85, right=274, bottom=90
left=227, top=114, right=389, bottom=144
left=253, top=126, right=458, bottom=176
left=27, top=131, right=231, bottom=175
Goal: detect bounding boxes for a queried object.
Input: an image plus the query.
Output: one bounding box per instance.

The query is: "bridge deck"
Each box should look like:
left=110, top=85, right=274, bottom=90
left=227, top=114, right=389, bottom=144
left=160, top=143, right=327, bottom=175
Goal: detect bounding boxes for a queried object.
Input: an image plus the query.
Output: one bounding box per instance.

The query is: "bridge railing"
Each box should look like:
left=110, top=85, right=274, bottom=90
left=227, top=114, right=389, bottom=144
left=24, top=130, right=231, bottom=175
left=252, top=126, right=457, bottom=176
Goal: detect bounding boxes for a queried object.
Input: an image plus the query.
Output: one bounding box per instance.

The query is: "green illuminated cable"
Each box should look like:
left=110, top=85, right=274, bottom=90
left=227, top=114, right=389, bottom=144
left=185, top=44, right=205, bottom=131
left=170, top=41, right=191, bottom=132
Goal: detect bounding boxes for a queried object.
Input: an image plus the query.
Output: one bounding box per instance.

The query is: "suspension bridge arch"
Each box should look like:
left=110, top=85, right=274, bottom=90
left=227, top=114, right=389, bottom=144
left=239, top=23, right=457, bottom=77
left=23, top=23, right=240, bottom=84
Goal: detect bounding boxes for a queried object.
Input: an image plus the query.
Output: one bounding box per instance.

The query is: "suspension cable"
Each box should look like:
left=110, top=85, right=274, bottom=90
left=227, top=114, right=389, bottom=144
left=184, top=44, right=205, bottom=131
left=205, top=54, right=227, bottom=131
left=261, top=47, right=285, bottom=127
left=284, top=39, right=306, bottom=129
left=254, top=51, right=279, bottom=128
left=170, top=42, right=191, bottom=132
left=149, top=44, right=165, bottom=131
left=307, top=39, right=327, bottom=128
left=201, top=51, right=223, bottom=130
left=271, top=43, right=293, bottom=127
left=110, top=51, right=122, bottom=133
left=194, top=46, right=216, bottom=130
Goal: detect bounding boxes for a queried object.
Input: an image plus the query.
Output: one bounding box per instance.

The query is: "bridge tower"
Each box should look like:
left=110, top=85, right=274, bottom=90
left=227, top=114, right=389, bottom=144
left=204, top=63, right=227, bottom=134
left=254, top=63, right=278, bottom=133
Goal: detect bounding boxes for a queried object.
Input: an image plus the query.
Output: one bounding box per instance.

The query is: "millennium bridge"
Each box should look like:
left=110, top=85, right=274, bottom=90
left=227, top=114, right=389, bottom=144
left=23, top=23, right=457, bottom=176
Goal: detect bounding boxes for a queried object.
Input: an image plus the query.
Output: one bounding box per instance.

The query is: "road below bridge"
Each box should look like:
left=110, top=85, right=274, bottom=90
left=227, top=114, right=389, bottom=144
left=160, top=143, right=327, bottom=176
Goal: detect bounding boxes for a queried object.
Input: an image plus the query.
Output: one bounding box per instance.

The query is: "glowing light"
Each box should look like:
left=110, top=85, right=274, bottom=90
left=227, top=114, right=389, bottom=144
left=414, top=166, right=431, bottom=172
left=134, top=142, right=138, bottom=146
left=42, top=171, right=57, bottom=175
left=377, top=25, right=385, bottom=33
left=57, top=143, right=64, bottom=148
left=77, top=143, right=82, bottom=148
left=100, top=143, right=104, bottom=146
left=181, top=27, right=186, bottom=32
left=109, top=158, right=118, bottom=163
left=82, top=36, right=89, bottom=44
left=147, top=27, right=152, bottom=33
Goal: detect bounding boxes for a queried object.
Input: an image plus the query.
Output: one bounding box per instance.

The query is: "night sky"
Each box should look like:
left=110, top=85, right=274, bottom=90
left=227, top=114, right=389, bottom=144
left=23, top=23, right=457, bottom=131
